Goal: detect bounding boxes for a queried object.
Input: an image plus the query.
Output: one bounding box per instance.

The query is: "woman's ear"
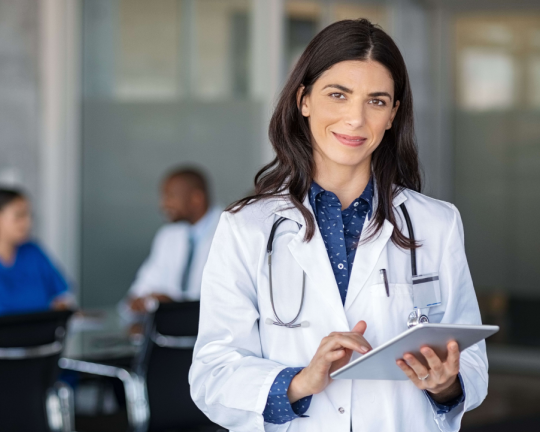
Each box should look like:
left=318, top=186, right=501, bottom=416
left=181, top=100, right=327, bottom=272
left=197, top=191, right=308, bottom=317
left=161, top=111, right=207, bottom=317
left=296, top=85, right=309, bottom=117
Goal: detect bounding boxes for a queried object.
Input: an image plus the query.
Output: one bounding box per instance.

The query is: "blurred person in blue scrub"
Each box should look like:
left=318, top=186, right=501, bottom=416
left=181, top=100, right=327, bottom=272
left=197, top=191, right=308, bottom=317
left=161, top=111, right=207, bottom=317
left=0, top=189, right=72, bottom=316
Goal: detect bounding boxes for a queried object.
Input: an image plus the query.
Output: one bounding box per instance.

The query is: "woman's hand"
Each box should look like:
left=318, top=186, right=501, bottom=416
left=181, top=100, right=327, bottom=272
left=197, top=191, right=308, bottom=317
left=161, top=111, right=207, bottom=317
left=287, top=321, right=371, bottom=403
left=396, top=340, right=462, bottom=403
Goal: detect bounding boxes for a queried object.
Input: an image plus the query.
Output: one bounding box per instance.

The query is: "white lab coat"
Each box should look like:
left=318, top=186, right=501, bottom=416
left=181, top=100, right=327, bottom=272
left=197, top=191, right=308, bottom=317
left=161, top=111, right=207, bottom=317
left=189, top=189, right=488, bottom=432
left=126, top=206, right=222, bottom=302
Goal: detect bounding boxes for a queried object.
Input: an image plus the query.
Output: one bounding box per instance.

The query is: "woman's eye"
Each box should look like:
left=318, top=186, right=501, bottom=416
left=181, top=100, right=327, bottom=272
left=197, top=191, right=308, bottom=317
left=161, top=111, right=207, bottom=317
left=329, top=93, right=345, bottom=99
left=370, top=99, right=386, bottom=106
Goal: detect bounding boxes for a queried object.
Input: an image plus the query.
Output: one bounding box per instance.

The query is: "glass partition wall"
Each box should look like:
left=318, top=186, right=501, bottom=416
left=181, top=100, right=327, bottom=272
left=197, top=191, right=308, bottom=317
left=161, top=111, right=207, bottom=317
left=453, top=10, right=540, bottom=429
left=81, top=0, right=260, bottom=307
left=80, top=0, right=397, bottom=308
left=454, top=13, right=540, bottom=347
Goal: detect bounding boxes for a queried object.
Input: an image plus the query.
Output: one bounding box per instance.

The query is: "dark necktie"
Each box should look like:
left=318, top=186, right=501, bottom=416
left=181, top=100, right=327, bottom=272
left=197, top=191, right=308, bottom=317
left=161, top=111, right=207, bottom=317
left=181, top=232, right=195, bottom=294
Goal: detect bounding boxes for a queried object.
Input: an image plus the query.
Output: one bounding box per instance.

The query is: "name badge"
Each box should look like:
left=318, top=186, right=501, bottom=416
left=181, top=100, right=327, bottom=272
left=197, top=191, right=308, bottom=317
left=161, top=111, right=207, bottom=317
left=412, top=272, right=441, bottom=309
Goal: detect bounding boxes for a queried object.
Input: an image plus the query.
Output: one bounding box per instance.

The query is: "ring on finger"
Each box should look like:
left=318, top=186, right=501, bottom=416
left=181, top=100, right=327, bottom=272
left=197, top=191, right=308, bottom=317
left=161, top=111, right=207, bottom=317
left=418, top=374, right=430, bottom=381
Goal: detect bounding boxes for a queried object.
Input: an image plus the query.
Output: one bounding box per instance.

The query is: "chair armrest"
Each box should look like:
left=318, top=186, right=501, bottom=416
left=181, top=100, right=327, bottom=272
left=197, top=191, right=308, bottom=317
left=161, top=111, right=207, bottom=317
left=58, top=358, right=149, bottom=431
left=0, top=341, right=63, bottom=359
left=151, top=332, right=197, bottom=349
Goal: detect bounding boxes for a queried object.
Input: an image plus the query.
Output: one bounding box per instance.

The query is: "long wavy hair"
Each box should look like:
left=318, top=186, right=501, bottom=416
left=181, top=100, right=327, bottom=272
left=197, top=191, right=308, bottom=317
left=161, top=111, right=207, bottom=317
left=227, top=18, right=422, bottom=249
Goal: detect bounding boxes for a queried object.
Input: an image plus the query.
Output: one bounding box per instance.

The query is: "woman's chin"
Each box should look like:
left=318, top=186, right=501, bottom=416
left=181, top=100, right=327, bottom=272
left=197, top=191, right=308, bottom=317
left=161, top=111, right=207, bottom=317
left=325, top=152, right=370, bottom=170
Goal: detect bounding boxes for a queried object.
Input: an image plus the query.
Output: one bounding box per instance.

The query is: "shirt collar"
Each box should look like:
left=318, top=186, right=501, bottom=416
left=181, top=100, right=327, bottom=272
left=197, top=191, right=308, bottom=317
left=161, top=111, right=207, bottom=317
left=190, top=206, right=219, bottom=242
left=309, top=176, right=374, bottom=215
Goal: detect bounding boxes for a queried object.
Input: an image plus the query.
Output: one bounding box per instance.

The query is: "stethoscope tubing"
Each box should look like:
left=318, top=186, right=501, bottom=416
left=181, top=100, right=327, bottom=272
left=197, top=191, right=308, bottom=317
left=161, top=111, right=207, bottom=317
left=399, top=203, right=417, bottom=276
left=267, top=217, right=307, bottom=328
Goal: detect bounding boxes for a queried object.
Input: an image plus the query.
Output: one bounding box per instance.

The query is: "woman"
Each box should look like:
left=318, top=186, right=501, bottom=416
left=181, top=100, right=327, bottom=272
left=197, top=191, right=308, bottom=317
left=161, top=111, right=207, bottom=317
left=189, top=19, right=487, bottom=432
left=0, top=189, right=72, bottom=315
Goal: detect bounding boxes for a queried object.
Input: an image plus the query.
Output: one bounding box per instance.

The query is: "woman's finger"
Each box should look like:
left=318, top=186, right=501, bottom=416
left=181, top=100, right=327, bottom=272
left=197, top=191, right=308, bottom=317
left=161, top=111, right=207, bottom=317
left=340, top=332, right=373, bottom=351
left=420, top=346, right=443, bottom=374
left=322, top=333, right=371, bottom=354
left=445, top=341, right=460, bottom=374
left=325, top=349, right=346, bottom=363
left=396, top=360, right=421, bottom=385
left=403, top=353, right=429, bottom=380
left=338, top=333, right=372, bottom=353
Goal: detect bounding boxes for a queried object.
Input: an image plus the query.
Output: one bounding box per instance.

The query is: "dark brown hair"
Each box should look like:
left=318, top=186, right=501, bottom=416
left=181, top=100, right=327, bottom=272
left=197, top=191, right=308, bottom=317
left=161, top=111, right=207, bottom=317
left=227, top=18, right=421, bottom=249
left=0, top=189, right=25, bottom=212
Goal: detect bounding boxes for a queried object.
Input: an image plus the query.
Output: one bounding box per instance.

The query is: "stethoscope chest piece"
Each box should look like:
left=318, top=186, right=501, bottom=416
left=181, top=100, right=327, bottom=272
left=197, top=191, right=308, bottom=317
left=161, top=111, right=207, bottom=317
left=407, top=310, right=429, bottom=329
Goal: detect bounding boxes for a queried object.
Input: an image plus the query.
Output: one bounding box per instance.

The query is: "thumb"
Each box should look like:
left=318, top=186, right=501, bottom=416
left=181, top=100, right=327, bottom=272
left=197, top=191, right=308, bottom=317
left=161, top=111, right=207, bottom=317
left=352, top=320, right=367, bottom=335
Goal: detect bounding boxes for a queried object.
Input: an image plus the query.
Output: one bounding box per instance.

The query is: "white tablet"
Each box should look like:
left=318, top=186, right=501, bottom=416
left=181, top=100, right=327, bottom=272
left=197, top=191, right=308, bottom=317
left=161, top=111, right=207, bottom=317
left=330, top=324, right=499, bottom=381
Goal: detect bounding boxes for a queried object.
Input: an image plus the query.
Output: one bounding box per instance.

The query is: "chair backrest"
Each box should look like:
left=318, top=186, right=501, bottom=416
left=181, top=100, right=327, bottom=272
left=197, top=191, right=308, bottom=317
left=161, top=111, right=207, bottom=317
left=133, top=301, right=215, bottom=431
left=0, top=309, right=73, bottom=432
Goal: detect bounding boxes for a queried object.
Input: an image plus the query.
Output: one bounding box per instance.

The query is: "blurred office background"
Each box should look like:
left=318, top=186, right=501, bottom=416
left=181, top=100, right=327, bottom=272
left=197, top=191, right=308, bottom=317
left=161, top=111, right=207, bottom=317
left=1, top=0, right=539, bottom=430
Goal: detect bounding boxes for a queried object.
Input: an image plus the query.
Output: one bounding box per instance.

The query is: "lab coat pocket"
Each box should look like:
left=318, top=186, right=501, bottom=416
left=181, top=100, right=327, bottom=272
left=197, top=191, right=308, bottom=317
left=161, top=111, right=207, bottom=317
left=368, top=283, right=414, bottom=345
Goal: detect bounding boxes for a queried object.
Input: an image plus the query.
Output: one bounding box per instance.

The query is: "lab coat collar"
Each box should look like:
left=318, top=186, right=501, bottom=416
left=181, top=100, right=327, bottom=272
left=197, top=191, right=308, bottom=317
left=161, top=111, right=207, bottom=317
left=272, top=183, right=408, bottom=226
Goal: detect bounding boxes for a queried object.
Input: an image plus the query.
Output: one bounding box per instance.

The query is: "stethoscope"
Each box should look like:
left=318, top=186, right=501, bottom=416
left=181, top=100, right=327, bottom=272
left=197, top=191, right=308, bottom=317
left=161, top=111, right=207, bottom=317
left=400, top=203, right=430, bottom=328
left=265, top=216, right=310, bottom=328
left=264, top=204, right=429, bottom=329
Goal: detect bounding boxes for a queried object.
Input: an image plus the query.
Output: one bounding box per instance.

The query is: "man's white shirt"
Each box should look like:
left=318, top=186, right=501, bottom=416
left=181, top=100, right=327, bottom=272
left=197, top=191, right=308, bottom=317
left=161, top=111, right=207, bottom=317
left=126, top=206, right=222, bottom=303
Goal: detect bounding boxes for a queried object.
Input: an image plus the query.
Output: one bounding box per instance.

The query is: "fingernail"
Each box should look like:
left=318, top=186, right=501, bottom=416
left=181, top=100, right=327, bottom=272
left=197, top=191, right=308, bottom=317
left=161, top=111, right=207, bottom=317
left=360, top=346, right=368, bottom=353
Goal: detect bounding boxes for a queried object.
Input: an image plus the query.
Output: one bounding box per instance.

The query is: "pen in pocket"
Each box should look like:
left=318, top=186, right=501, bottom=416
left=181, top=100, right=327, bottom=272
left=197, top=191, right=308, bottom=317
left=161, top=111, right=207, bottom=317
left=380, top=269, right=390, bottom=297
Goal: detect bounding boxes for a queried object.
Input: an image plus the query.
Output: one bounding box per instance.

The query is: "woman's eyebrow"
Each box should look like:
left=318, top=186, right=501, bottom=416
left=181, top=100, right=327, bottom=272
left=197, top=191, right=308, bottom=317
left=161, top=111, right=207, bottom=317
left=321, top=85, right=393, bottom=101
left=321, top=84, right=353, bottom=93
left=368, top=91, right=392, bottom=100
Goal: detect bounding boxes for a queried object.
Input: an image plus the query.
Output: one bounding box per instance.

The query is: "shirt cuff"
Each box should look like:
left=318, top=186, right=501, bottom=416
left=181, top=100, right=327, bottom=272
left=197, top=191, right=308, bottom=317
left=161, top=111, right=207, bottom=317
left=263, top=367, right=313, bottom=424
left=426, top=373, right=466, bottom=414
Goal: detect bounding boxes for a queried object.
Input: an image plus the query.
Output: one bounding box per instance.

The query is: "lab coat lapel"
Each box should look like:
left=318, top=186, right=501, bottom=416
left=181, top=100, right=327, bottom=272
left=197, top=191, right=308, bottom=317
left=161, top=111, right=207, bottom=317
left=274, top=197, right=349, bottom=330
left=344, top=189, right=407, bottom=311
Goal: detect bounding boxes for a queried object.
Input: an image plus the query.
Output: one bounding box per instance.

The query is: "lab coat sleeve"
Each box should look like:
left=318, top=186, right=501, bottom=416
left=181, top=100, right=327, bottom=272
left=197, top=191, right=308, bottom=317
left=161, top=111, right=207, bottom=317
left=189, top=212, right=289, bottom=432
left=431, top=204, right=488, bottom=432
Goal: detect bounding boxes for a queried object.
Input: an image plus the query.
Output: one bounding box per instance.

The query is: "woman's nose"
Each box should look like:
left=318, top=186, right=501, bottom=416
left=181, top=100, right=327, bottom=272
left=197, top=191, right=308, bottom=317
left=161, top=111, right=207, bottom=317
left=344, top=103, right=365, bottom=128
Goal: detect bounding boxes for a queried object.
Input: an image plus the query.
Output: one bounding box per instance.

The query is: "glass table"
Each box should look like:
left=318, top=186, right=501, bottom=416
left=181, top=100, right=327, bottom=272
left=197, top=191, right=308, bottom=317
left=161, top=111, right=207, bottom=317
left=63, top=306, right=141, bottom=362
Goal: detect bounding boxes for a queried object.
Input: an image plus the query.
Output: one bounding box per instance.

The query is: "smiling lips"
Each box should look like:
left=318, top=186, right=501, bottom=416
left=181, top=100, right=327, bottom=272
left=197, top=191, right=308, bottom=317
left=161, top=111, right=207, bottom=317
left=332, top=132, right=367, bottom=147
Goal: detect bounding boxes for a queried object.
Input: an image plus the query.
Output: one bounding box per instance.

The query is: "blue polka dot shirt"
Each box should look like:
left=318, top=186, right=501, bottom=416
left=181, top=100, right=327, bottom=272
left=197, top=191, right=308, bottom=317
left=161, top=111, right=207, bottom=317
left=309, top=178, right=374, bottom=305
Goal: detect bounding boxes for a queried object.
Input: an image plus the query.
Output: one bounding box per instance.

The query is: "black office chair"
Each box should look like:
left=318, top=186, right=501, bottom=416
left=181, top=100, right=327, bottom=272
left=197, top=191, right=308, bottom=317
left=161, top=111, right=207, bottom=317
left=135, top=301, right=217, bottom=431
left=60, top=301, right=222, bottom=432
left=0, top=309, right=74, bottom=432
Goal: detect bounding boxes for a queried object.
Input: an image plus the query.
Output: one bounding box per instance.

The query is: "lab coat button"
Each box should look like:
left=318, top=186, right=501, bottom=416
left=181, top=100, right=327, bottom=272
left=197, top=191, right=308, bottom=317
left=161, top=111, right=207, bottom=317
left=338, top=407, right=345, bottom=414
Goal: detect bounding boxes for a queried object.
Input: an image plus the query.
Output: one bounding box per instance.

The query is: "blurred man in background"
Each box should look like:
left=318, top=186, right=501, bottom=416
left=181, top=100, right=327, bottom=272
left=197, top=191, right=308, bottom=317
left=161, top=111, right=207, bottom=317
left=121, top=167, right=222, bottom=316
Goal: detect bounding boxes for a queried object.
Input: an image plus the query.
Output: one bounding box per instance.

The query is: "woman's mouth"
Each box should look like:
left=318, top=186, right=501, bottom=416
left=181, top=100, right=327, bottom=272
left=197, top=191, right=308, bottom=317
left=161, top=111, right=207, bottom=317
left=332, top=132, right=367, bottom=147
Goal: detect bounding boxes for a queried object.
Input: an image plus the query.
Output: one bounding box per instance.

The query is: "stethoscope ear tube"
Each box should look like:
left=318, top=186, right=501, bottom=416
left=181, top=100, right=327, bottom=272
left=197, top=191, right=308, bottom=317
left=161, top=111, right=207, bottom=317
left=399, top=203, right=417, bottom=277
left=267, top=216, right=287, bottom=254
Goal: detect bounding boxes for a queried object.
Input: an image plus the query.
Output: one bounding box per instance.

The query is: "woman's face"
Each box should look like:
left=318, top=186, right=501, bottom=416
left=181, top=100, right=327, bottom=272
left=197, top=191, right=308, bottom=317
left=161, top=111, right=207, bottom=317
left=0, top=198, right=32, bottom=245
left=299, top=60, right=400, bottom=173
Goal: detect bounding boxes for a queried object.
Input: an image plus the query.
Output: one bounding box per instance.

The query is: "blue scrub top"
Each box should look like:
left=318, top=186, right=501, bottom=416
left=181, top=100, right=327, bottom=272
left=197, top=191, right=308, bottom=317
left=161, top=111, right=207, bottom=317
left=0, top=241, right=69, bottom=316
